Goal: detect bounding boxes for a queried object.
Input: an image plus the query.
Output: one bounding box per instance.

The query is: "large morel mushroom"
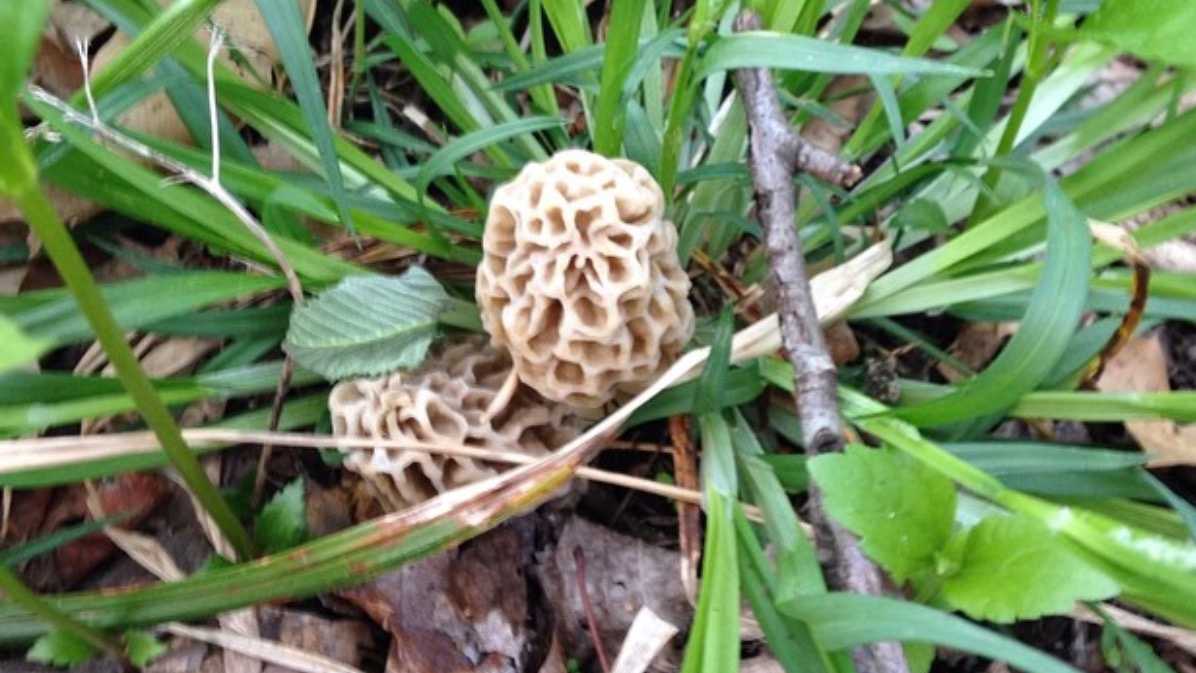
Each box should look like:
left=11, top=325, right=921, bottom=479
left=329, top=337, right=580, bottom=510
left=476, top=150, right=695, bottom=408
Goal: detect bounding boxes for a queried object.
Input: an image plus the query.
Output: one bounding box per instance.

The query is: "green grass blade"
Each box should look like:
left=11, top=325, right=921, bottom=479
left=678, top=413, right=741, bottom=673
left=27, top=94, right=359, bottom=284
left=895, top=182, right=1091, bottom=427
left=1, top=4, right=252, bottom=558
left=417, top=116, right=564, bottom=190
left=699, top=32, right=985, bottom=77
left=735, top=507, right=833, bottom=673
left=78, top=0, right=220, bottom=104
left=0, top=516, right=128, bottom=567
left=8, top=271, right=285, bottom=345
left=593, top=0, right=646, bottom=155
left=541, top=0, right=592, bottom=53
left=784, top=593, right=1080, bottom=673
left=253, top=0, right=355, bottom=233
left=2, top=150, right=254, bottom=562
left=845, top=0, right=971, bottom=154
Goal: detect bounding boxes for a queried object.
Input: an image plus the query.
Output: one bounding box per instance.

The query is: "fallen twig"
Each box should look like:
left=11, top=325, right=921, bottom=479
left=574, top=546, right=612, bottom=673
left=731, top=10, right=908, bottom=673
left=668, top=415, right=702, bottom=606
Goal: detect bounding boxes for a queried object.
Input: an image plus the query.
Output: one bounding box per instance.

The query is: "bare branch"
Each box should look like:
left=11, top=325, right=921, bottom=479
left=731, top=10, right=908, bottom=673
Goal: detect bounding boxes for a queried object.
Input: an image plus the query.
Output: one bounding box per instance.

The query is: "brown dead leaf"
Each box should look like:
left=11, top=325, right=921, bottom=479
left=136, top=337, right=221, bottom=378
left=48, top=1, right=110, bottom=47
left=24, top=472, right=169, bottom=590
left=146, top=643, right=210, bottom=673
left=3, top=488, right=52, bottom=544
left=340, top=521, right=539, bottom=673
left=9, top=0, right=314, bottom=234
left=937, top=321, right=1018, bottom=383
left=1120, top=201, right=1196, bottom=275
left=825, top=320, right=860, bottom=365
left=259, top=607, right=372, bottom=673
left=89, top=0, right=315, bottom=144
left=800, top=76, right=872, bottom=154
left=538, top=517, right=690, bottom=671
left=33, top=32, right=84, bottom=98
left=1, top=185, right=103, bottom=236
left=1096, top=331, right=1196, bottom=466
left=305, top=480, right=354, bottom=538
left=0, top=267, right=27, bottom=297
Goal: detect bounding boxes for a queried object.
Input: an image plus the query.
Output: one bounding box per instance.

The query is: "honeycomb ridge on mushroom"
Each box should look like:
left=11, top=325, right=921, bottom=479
left=329, top=337, right=580, bottom=511
left=476, top=149, right=695, bottom=408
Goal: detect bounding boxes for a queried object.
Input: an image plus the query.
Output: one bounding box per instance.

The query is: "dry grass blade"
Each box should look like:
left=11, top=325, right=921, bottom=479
left=1073, top=604, right=1196, bottom=656
left=0, top=428, right=772, bottom=525
left=163, top=622, right=367, bottom=673
left=1080, top=221, right=1150, bottom=388
left=610, top=607, right=679, bottom=673
left=0, top=240, right=890, bottom=470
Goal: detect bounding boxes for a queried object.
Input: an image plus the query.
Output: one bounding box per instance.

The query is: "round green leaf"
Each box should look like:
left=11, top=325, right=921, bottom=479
left=942, top=514, right=1120, bottom=623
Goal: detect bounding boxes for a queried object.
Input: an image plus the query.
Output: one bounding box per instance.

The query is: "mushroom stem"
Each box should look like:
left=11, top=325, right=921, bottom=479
left=732, top=11, right=909, bottom=673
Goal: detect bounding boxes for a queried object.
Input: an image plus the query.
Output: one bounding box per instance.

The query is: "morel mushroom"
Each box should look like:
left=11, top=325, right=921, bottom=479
left=329, top=337, right=580, bottom=511
left=476, top=150, right=695, bottom=407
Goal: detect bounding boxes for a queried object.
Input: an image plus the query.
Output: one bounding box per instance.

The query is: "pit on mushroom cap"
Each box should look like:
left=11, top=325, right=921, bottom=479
left=476, top=150, right=695, bottom=408
left=329, top=337, right=581, bottom=511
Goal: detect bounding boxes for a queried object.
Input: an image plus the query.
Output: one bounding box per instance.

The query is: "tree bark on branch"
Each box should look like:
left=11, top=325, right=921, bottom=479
left=731, top=11, right=909, bottom=673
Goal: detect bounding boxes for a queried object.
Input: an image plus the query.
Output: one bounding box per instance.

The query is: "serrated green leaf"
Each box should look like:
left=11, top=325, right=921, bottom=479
left=1081, top=0, right=1196, bottom=67
left=0, top=316, right=50, bottom=374
left=27, top=630, right=97, bottom=667
left=808, top=444, right=956, bottom=583
left=283, top=267, right=447, bottom=381
left=941, top=514, right=1119, bottom=623
left=124, top=629, right=167, bottom=667
left=254, top=478, right=307, bottom=555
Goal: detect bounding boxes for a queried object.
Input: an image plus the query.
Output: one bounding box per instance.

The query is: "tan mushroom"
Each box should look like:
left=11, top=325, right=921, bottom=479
left=476, top=150, right=695, bottom=408
left=329, top=337, right=580, bottom=511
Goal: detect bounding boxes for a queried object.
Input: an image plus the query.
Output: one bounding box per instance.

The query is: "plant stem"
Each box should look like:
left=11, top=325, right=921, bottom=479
left=10, top=160, right=254, bottom=561
left=0, top=567, right=120, bottom=658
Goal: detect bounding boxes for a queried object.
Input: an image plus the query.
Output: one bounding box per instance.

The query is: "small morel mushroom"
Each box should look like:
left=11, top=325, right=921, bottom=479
left=476, top=149, right=695, bottom=408
left=329, top=337, right=580, bottom=511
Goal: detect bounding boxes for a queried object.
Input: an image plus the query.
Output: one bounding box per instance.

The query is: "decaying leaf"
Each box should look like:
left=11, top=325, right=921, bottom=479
left=88, top=0, right=314, bottom=145
left=339, top=520, right=540, bottom=673
left=258, top=607, right=372, bottom=673
left=24, top=472, right=170, bottom=590
left=937, top=321, right=1018, bottom=383
left=1096, top=330, right=1196, bottom=466
left=6, top=0, right=314, bottom=232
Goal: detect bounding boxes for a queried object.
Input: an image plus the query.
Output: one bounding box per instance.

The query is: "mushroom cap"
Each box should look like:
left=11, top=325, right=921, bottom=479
left=329, top=337, right=580, bottom=510
left=476, top=149, right=695, bottom=408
